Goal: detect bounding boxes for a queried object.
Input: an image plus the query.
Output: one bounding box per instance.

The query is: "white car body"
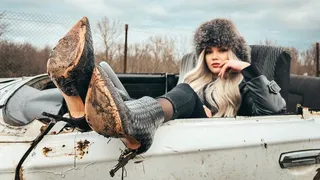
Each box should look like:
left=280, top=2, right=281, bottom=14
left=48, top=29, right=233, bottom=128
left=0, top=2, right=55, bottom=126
left=0, top=75, right=320, bottom=180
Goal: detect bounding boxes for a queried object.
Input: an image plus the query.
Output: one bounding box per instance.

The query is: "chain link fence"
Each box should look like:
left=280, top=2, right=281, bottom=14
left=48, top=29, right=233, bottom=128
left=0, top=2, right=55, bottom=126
left=1, top=10, right=318, bottom=78
left=0, top=10, right=195, bottom=77
left=0, top=11, right=76, bottom=48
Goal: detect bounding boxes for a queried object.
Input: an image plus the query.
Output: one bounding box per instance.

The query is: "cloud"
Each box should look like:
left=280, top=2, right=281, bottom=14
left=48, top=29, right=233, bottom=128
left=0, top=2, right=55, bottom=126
left=1, top=11, right=73, bottom=48
left=142, top=4, right=168, bottom=17
left=0, top=0, right=319, bottom=51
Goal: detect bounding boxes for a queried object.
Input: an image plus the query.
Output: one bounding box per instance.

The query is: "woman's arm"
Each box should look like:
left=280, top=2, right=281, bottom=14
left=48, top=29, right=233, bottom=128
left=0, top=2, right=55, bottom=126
left=240, top=65, right=286, bottom=115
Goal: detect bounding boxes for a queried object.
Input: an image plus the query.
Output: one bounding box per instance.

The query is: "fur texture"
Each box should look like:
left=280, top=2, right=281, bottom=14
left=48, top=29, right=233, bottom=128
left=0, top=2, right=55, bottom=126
left=194, top=18, right=251, bottom=63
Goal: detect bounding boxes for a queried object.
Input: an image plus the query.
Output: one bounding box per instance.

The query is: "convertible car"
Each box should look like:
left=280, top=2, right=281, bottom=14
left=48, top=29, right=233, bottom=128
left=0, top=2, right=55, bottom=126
left=1, top=43, right=320, bottom=179
left=0, top=16, right=320, bottom=180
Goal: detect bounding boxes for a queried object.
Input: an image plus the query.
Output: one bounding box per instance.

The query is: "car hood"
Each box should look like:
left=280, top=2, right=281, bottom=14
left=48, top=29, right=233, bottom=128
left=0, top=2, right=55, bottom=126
left=0, top=75, right=54, bottom=142
left=0, top=76, right=36, bottom=107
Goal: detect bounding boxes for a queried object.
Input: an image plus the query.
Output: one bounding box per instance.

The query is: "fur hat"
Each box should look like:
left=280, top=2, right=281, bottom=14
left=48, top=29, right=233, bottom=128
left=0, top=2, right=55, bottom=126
left=194, top=18, right=251, bottom=63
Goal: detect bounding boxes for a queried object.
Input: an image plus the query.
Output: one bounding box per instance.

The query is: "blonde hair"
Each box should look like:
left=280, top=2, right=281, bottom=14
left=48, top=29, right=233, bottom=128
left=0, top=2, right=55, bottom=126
left=184, top=49, right=243, bottom=117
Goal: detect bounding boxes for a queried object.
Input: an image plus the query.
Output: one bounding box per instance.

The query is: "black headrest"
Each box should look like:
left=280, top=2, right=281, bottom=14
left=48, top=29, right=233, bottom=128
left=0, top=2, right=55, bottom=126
left=250, top=45, right=291, bottom=103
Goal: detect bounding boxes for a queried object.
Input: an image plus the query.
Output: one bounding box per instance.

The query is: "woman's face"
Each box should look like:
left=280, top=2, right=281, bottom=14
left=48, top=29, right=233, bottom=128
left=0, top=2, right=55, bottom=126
left=205, top=47, right=229, bottom=75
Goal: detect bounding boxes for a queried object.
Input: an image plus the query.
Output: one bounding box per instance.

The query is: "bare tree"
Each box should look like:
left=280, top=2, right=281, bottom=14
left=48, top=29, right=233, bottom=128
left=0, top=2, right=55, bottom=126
left=121, top=35, right=179, bottom=73
left=258, top=39, right=277, bottom=46
left=0, top=41, right=50, bottom=77
left=147, top=36, right=178, bottom=72
left=289, top=47, right=303, bottom=75
left=173, top=35, right=189, bottom=61
left=127, top=43, right=152, bottom=73
left=0, top=12, right=8, bottom=38
left=300, top=43, right=317, bottom=76
left=96, top=17, right=122, bottom=64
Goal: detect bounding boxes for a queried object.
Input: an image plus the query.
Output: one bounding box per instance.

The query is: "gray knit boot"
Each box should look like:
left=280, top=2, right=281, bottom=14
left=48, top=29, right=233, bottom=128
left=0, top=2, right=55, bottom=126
left=85, top=66, right=165, bottom=154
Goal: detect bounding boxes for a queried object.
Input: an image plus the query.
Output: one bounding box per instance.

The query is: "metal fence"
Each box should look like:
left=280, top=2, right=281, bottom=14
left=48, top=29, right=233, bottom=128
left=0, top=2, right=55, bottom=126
left=0, top=11, right=76, bottom=48
left=0, top=10, right=319, bottom=77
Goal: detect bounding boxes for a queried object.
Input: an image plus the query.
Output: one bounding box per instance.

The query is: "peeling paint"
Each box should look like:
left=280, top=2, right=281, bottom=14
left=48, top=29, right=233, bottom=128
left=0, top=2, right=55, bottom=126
left=261, top=139, right=268, bottom=149
left=76, top=139, right=90, bottom=159
left=42, top=147, right=53, bottom=157
left=0, top=122, right=27, bottom=136
left=41, top=145, right=75, bottom=157
left=40, top=125, right=48, bottom=133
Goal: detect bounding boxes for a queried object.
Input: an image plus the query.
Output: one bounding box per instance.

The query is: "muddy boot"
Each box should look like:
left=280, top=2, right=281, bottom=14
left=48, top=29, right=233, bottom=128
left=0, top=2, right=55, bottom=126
left=46, top=17, right=94, bottom=131
left=85, top=66, right=165, bottom=154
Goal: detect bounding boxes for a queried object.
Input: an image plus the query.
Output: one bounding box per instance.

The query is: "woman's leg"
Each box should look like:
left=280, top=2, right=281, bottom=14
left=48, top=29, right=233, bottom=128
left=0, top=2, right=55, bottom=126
left=159, top=83, right=208, bottom=120
left=85, top=66, right=165, bottom=154
left=156, top=98, right=173, bottom=122
left=47, top=17, right=207, bottom=154
left=85, top=70, right=208, bottom=154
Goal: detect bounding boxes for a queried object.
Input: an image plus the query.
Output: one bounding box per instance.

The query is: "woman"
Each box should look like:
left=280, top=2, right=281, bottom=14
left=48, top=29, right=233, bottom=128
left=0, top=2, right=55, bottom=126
left=47, top=17, right=286, bottom=155
left=184, top=18, right=286, bottom=117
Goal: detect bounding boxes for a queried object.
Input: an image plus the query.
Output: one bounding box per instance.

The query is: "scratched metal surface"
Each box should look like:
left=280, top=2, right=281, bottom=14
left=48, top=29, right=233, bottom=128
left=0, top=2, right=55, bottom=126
left=0, top=114, right=318, bottom=180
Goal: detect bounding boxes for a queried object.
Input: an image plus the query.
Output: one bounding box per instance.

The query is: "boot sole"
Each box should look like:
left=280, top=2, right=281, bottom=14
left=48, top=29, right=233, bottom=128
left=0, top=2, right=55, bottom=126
left=47, top=17, right=94, bottom=119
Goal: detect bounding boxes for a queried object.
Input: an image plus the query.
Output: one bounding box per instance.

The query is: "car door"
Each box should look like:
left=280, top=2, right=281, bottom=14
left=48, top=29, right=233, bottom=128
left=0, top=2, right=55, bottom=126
left=17, top=113, right=320, bottom=180
left=2, top=75, right=320, bottom=180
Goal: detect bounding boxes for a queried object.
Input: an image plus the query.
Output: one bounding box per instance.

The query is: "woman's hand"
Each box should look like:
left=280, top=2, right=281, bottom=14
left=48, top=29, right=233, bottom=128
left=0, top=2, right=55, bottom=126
left=218, top=60, right=250, bottom=78
left=203, top=105, right=213, bottom=118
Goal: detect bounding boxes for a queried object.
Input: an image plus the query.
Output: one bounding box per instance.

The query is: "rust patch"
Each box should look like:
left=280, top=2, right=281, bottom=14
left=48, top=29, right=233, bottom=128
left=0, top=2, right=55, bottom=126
left=40, top=125, right=48, bottom=133
left=19, top=167, right=24, bottom=180
left=42, top=147, right=53, bottom=156
left=76, top=139, right=90, bottom=159
left=311, top=111, right=320, bottom=115
left=41, top=125, right=57, bottom=135
left=40, top=145, right=76, bottom=157
left=314, top=168, right=320, bottom=180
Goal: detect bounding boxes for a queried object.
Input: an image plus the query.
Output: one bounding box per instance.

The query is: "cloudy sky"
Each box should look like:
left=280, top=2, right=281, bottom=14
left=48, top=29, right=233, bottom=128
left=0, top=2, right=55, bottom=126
left=0, top=0, right=319, bottom=52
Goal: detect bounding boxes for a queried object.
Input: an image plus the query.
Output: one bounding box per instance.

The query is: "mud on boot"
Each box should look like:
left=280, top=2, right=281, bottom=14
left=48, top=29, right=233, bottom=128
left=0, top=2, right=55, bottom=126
left=85, top=66, right=165, bottom=154
left=46, top=17, right=94, bottom=131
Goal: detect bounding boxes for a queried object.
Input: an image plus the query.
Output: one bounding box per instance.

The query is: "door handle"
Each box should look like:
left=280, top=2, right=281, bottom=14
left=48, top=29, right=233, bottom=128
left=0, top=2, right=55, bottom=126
left=279, top=150, right=320, bottom=168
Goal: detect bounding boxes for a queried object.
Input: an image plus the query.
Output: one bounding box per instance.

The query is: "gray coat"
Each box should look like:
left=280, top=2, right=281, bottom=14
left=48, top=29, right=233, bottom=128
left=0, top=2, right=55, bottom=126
left=200, top=65, right=286, bottom=116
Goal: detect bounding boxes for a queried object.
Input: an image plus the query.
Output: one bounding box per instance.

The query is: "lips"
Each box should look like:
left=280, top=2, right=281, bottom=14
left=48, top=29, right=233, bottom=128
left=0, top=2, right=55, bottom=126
left=212, top=63, right=220, bottom=68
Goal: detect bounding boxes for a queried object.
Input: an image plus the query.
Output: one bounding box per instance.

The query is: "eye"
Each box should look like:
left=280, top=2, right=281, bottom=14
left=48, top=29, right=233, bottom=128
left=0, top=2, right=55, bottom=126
left=205, top=48, right=212, bottom=54
left=219, top=48, right=228, bottom=52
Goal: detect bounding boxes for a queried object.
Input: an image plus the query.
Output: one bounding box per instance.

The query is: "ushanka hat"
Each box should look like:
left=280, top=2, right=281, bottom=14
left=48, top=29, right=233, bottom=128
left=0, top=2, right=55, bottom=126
left=194, top=18, right=251, bottom=63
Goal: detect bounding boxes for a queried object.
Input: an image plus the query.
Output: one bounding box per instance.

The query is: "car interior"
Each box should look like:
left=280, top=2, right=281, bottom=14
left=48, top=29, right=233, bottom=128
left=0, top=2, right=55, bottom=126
left=2, top=45, right=320, bottom=127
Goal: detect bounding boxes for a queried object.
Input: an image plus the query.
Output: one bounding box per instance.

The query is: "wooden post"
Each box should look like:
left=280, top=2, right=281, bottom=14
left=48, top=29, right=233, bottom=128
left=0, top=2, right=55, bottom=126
left=316, top=42, right=319, bottom=77
left=124, top=24, right=128, bottom=73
